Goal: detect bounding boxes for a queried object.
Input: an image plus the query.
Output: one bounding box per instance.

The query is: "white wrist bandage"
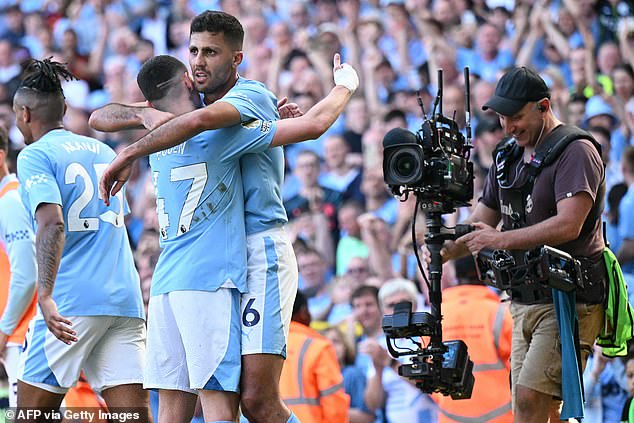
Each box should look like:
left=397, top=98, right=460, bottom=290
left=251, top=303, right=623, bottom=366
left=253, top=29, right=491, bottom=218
left=334, top=64, right=359, bottom=93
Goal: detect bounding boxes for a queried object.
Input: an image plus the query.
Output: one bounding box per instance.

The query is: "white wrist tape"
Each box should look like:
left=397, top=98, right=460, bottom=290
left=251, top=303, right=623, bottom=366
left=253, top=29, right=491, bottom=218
left=334, top=64, right=359, bottom=93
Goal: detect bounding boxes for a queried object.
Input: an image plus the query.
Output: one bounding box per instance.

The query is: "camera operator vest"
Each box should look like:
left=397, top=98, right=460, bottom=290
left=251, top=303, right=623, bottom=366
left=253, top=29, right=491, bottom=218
left=492, top=125, right=606, bottom=304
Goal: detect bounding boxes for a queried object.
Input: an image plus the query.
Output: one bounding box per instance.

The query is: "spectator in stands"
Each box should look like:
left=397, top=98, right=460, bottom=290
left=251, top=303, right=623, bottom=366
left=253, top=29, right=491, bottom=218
left=336, top=200, right=368, bottom=275
left=321, top=134, right=360, bottom=193
left=616, top=147, right=634, bottom=278
left=297, top=247, right=334, bottom=322
left=284, top=150, right=342, bottom=242
left=321, top=325, right=374, bottom=423
left=362, top=279, right=438, bottom=422
left=584, top=345, right=629, bottom=423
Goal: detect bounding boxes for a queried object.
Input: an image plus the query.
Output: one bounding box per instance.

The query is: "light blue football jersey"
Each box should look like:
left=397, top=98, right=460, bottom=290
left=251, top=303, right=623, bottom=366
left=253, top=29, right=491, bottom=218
left=149, top=88, right=278, bottom=295
left=16, top=129, right=144, bottom=319
left=214, top=78, right=288, bottom=235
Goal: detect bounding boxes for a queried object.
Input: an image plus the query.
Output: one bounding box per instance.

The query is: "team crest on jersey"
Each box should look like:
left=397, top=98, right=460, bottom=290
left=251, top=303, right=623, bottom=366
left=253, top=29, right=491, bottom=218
left=260, top=120, right=272, bottom=133
left=241, top=119, right=262, bottom=129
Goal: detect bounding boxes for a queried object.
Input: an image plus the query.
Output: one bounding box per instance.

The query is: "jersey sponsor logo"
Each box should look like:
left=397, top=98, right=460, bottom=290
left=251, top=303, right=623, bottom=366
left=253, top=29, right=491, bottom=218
left=60, top=141, right=101, bottom=154
left=24, top=173, right=49, bottom=191
left=153, top=142, right=188, bottom=161
left=500, top=200, right=516, bottom=218
left=4, top=229, right=30, bottom=243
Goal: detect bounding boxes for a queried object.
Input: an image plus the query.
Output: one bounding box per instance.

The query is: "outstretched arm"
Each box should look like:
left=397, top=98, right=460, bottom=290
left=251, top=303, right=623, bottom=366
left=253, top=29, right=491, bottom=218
left=99, top=101, right=241, bottom=202
left=270, top=53, right=359, bottom=147
left=89, top=103, right=174, bottom=132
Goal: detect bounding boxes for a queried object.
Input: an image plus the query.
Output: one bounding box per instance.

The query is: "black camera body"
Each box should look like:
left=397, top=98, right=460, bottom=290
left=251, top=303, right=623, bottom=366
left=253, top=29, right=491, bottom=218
left=383, top=302, right=475, bottom=399
left=381, top=69, right=475, bottom=400
left=383, top=117, right=474, bottom=213
left=475, top=245, right=583, bottom=292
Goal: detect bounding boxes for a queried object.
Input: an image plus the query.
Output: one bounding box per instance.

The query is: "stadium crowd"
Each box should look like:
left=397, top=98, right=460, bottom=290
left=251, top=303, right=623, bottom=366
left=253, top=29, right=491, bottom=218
left=2, top=0, right=634, bottom=422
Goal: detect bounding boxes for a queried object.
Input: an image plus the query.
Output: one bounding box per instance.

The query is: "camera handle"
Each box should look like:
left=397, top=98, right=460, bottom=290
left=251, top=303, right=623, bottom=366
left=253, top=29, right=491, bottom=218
left=419, top=212, right=474, bottom=367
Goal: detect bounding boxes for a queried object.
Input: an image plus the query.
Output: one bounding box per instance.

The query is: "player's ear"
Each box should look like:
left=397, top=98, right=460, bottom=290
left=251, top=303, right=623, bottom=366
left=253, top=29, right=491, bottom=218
left=183, top=72, right=194, bottom=89
left=233, top=51, right=243, bottom=68
left=23, top=106, right=31, bottom=123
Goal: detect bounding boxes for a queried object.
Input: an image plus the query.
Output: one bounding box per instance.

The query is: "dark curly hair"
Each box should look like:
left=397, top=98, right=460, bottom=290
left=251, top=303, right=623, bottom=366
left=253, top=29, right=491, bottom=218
left=14, top=58, right=77, bottom=123
left=190, top=11, right=244, bottom=50
left=19, top=58, right=77, bottom=95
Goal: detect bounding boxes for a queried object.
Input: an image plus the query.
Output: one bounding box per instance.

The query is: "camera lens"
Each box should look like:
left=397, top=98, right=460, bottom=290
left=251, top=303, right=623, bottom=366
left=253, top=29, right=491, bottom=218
left=396, top=155, right=417, bottom=177
left=387, top=146, right=424, bottom=185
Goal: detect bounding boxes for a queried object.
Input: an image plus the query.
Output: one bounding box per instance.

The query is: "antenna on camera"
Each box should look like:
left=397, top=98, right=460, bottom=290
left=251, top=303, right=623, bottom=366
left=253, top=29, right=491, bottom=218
left=464, top=67, right=472, bottom=147
left=416, top=90, right=427, bottom=119
left=437, top=69, right=443, bottom=116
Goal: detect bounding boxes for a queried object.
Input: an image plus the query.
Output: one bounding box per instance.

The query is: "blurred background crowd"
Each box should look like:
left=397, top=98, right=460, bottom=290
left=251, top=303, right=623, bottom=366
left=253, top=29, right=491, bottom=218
left=2, top=0, right=634, bottom=421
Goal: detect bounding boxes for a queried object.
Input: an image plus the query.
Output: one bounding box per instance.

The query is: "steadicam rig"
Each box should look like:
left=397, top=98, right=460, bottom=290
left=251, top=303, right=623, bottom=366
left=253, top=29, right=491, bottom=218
left=381, top=68, right=476, bottom=399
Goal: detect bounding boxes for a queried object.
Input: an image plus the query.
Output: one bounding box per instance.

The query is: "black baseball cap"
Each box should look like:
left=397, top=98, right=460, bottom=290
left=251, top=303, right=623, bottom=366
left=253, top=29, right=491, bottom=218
left=482, top=67, right=550, bottom=116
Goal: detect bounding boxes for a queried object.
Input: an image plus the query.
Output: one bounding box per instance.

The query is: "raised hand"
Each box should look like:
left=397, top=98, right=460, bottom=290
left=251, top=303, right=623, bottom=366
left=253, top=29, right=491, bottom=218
left=333, top=53, right=360, bottom=93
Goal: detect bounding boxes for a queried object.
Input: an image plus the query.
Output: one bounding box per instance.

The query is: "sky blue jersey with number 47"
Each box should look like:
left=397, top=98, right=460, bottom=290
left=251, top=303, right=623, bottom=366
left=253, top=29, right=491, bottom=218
left=150, top=78, right=279, bottom=296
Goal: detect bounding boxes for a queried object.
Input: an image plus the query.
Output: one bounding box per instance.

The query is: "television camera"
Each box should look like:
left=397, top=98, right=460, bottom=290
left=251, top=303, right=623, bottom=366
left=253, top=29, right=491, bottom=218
left=475, top=245, right=584, bottom=292
left=380, top=69, right=475, bottom=399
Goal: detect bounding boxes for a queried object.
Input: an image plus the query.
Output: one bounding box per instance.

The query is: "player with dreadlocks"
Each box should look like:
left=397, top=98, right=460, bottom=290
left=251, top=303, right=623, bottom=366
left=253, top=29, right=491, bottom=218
left=13, top=58, right=150, bottom=420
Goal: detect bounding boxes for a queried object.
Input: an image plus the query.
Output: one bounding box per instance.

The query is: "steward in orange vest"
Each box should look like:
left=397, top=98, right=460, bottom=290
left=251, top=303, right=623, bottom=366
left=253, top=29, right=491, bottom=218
left=435, top=257, right=513, bottom=423
left=280, top=291, right=350, bottom=423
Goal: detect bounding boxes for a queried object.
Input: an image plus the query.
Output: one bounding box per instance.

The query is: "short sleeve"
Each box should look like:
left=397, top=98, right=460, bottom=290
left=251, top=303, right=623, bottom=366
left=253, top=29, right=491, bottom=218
left=219, top=119, right=278, bottom=162
left=219, top=83, right=278, bottom=122
left=553, top=139, right=603, bottom=203
left=17, top=147, right=62, bottom=215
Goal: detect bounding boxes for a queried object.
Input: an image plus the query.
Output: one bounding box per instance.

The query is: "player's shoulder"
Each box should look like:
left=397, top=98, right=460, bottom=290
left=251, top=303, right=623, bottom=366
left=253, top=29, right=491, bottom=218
left=17, top=141, right=49, bottom=168
left=231, top=77, right=275, bottom=98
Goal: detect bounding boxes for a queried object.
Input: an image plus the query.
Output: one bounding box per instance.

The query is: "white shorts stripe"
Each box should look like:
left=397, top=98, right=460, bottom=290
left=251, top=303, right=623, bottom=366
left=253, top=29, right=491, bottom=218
left=242, top=226, right=297, bottom=356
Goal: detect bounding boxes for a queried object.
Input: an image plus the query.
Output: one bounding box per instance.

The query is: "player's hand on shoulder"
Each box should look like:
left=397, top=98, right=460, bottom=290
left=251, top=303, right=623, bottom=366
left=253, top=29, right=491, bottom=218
left=142, top=108, right=174, bottom=131
left=333, top=53, right=359, bottom=93
left=39, top=296, right=77, bottom=345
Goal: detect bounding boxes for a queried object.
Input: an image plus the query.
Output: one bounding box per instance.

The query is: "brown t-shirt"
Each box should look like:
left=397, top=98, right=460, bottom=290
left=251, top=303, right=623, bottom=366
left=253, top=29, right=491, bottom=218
left=480, top=137, right=605, bottom=260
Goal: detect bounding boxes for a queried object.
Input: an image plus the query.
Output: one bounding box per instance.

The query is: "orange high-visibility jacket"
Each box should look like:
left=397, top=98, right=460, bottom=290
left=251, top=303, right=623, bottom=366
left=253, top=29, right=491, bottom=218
left=435, top=285, right=513, bottom=423
left=280, top=321, right=350, bottom=423
left=0, top=180, right=37, bottom=344
left=62, top=374, right=108, bottom=423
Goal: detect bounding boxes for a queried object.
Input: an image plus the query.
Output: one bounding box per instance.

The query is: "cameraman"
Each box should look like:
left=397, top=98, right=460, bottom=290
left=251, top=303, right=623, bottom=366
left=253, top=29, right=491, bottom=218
left=442, top=67, right=606, bottom=422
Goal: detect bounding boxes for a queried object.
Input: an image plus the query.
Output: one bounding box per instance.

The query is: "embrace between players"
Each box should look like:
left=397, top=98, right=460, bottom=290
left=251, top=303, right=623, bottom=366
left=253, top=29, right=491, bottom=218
left=14, top=9, right=358, bottom=423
